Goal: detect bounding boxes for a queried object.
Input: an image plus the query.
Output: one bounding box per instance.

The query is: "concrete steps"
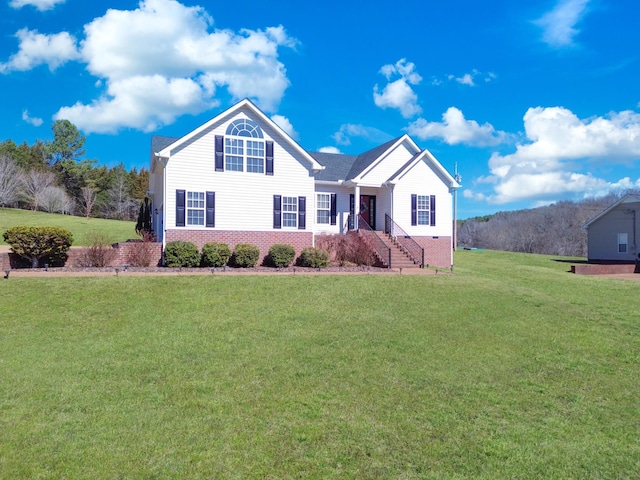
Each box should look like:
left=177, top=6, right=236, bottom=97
left=370, top=231, right=422, bottom=269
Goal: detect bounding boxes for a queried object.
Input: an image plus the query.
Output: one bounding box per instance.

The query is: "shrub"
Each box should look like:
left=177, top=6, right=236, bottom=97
left=76, top=231, right=116, bottom=267
left=127, top=231, right=157, bottom=267
left=164, top=240, right=200, bottom=267
left=316, top=233, right=376, bottom=266
left=267, top=244, right=296, bottom=268
left=231, top=243, right=260, bottom=268
left=3, top=226, right=73, bottom=268
left=201, top=242, right=231, bottom=267
left=298, top=247, right=329, bottom=268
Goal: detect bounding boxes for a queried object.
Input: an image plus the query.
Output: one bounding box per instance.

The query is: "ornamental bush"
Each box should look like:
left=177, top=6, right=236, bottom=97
left=201, top=242, right=231, bottom=267
left=267, top=244, right=296, bottom=268
left=298, top=247, right=329, bottom=268
left=164, top=240, right=200, bottom=267
left=3, top=226, right=73, bottom=268
left=231, top=243, right=260, bottom=268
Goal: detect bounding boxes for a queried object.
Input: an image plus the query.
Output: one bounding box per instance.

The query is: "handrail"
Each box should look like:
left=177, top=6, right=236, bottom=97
left=385, top=214, right=424, bottom=267
left=349, top=214, right=391, bottom=268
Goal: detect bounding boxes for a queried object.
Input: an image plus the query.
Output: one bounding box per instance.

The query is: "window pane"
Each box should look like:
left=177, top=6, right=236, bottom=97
left=416, top=195, right=430, bottom=225
left=317, top=210, right=330, bottom=224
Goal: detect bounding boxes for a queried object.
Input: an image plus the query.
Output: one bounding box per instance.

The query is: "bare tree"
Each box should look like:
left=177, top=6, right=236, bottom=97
left=21, top=169, right=56, bottom=211
left=40, top=185, right=74, bottom=214
left=107, top=168, right=136, bottom=220
left=79, top=186, right=98, bottom=218
left=0, top=156, right=23, bottom=207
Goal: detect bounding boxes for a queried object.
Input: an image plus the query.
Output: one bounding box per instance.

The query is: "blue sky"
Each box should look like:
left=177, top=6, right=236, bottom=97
left=1, top=0, right=639, bottom=219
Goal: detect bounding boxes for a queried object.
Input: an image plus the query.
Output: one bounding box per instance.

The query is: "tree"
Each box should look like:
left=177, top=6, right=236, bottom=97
left=80, top=186, right=98, bottom=218
left=46, top=119, right=85, bottom=166
left=0, top=156, right=23, bottom=207
left=135, top=197, right=152, bottom=235
left=107, top=165, right=136, bottom=220
left=3, top=226, right=73, bottom=268
left=21, top=169, right=57, bottom=211
left=40, top=185, right=74, bottom=214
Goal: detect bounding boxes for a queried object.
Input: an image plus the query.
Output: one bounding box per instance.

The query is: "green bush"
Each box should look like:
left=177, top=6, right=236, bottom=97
left=201, top=242, right=231, bottom=267
left=298, top=247, right=329, bottom=268
left=164, top=240, right=200, bottom=267
left=231, top=243, right=260, bottom=268
left=267, top=244, right=296, bottom=268
left=3, top=226, right=73, bottom=268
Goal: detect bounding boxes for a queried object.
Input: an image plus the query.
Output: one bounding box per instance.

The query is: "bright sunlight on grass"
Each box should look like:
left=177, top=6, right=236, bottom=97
left=0, top=208, right=136, bottom=246
left=1, top=250, right=638, bottom=478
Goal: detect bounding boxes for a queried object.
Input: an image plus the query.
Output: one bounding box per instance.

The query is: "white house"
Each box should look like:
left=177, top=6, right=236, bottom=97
left=149, top=99, right=459, bottom=268
left=583, top=194, right=640, bottom=263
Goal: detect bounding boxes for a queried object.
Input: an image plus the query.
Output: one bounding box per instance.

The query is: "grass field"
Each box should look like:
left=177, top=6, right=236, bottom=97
left=0, top=208, right=136, bottom=246
left=1, top=250, right=638, bottom=478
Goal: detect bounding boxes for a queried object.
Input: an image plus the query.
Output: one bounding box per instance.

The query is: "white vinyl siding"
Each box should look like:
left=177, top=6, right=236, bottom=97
left=163, top=108, right=315, bottom=232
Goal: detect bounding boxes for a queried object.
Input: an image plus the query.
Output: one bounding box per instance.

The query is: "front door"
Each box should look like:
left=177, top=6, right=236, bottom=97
left=359, top=195, right=376, bottom=229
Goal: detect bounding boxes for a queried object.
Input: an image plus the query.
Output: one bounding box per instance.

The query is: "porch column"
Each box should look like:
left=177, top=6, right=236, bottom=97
left=354, top=184, right=360, bottom=230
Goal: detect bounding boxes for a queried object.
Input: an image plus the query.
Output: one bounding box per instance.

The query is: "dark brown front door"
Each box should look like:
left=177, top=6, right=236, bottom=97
left=359, top=195, right=376, bottom=229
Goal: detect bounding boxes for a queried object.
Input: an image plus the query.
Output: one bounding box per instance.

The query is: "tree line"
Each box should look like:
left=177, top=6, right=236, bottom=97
left=0, top=119, right=148, bottom=220
left=457, top=190, right=639, bottom=257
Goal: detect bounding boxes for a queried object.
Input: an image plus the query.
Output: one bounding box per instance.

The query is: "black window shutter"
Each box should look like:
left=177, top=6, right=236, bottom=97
left=330, top=193, right=337, bottom=225
left=215, top=135, right=224, bottom=172
left=206, top=191, right=215, bottom=228
left=430, top=195, right=436, bottom=226
left=298, top=196, right=306, bottom=230
left=265, top=140, right=274, bottom=176
left=411, top=194, right=417, bottom=226
left=176, top=189, right=185, bottom=227
left=273, top=195, right=282, bottom=229
left=349, top=194, right=354, bottom=215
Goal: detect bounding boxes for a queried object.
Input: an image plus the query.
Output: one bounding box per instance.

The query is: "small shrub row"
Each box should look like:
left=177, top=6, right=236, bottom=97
left=163, top=241, right=329, bottom=269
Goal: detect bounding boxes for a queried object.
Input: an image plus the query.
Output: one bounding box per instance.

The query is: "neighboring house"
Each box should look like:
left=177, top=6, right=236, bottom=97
left=583, top=194, right=640, bottom=263
left=149, top=99, right=459, bottom=268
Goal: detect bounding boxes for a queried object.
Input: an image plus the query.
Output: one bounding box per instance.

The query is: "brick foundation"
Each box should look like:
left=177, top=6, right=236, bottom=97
left=571, top=263, right=639, bottom=275
left=0, top=242, right=163, bottom=269
left=413, top=236, right=452, bottom=268
left=165, top=229, right=314, bottom=265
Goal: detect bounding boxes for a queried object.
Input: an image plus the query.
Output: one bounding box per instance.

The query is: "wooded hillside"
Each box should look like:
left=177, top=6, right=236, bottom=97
left=457, top=191, right=639, bottom=257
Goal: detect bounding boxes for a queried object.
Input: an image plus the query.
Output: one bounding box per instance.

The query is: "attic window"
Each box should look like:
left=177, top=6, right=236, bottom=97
left=224, top=118, right=266, bottom=173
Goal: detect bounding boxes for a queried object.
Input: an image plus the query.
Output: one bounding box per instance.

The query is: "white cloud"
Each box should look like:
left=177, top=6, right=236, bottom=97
left=466, top=106, right=640, bottom=205
left=407, top=107, right=508, bottom=147
left=373, top=58, right=422, bottom=118
left=318, top=146, right=341, bottom=154
left=0, top=29, right=79, bottom=73
left=56, top=75, right=214, bottom=133
left=534, top=0, right=591, bottom=48
left=22, top=109, right=43, bottom=127
left=9, top=0, right=65, bottom=11
left=270, top=114, right=298, bottom=140
left=332, top=124, right=393, bottom=146
left=1, top=0, right=297, bottom=133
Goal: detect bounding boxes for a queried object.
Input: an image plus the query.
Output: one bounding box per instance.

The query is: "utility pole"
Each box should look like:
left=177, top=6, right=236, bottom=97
left=453, top=162, right=462, bottom=251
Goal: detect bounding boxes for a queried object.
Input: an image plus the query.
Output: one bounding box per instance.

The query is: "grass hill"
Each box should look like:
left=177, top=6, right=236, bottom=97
left=1, top=250, right=638, bottom=478
left=0, top=208, right=136, bottom=246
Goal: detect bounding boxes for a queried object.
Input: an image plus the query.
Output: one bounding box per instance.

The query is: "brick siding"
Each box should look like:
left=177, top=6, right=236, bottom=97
left=413, top=236, right=452, bottom=269
left=165, top=229, right=314, bottom=265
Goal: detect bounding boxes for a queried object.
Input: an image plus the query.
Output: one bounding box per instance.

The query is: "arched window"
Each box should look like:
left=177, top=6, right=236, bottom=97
left=224, top=118, right=265, bottom=173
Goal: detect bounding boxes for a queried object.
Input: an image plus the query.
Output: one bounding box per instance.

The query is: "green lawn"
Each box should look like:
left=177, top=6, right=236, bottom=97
left=1, top=250, right=638, bottom=478
left=0, top=208, right=136, bottom=246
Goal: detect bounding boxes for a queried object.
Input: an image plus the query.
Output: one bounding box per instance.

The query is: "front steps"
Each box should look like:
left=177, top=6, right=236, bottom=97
left=370, top=230, right=422, bottom=269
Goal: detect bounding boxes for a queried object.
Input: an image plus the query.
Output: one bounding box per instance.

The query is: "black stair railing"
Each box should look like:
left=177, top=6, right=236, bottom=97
left=349, top=214, right=391, bottom=268
left=384, top=214, right=424, bottom=268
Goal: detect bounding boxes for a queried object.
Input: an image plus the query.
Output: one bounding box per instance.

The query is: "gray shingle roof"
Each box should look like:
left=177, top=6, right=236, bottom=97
left=310, top=136, right=403, bottom=182
left=151, top=135, right=179, bottom=154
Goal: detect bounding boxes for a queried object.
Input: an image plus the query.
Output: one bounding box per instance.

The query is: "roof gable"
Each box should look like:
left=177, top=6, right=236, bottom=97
left=583, top=194, right=640, bottom=229
left=154, top=98, right=323, bottom=172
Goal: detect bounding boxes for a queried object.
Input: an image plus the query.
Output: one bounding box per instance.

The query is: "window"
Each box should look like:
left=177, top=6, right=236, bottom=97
left=222, top=118, right=265, bottom=173
left=317, top=193, right=330, bottom=224
left=273, top=195, right=306, bottom=229
left=416, top=195, right=430, bottom=225
left=618, top=233, right=628, bottom=253
left=187, top=191, right=205, bottom=225
left=411, top=194, right=435, bottom=226
left=283, top=196, right=298, bottom=227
